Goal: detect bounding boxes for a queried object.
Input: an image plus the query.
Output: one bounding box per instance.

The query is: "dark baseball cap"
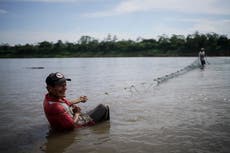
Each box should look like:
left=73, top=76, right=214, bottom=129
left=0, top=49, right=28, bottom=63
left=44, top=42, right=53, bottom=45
left=46, top=72, right=71, bottom=86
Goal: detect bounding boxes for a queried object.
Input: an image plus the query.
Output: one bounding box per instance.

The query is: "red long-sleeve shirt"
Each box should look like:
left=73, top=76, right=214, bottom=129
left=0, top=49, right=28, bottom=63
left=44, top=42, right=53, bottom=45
left=43, top=94, right=76, bottom=130
left=43, top=94, right=95, bottom=131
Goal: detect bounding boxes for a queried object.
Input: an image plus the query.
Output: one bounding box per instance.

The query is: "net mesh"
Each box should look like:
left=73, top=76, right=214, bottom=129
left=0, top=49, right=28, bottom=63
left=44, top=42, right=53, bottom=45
left=124, top=59, right=201, bottom=95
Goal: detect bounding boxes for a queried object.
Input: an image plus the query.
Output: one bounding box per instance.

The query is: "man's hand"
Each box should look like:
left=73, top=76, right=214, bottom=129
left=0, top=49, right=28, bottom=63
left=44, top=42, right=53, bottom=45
left=72, top=106, right=81, bottom=113
left=79, top=96, right=88, bottom=103
left=70, top=96, right=88, bottom=104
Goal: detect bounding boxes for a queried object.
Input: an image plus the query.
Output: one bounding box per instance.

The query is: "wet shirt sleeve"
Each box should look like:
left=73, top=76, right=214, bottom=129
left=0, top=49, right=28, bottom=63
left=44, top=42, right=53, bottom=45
left=51, top=103, right=75, bottom=130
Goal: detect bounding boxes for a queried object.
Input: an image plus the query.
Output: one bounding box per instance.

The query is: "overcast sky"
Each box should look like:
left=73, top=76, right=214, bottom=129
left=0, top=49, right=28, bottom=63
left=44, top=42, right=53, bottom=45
left=0, top=0, right=230, bottom=45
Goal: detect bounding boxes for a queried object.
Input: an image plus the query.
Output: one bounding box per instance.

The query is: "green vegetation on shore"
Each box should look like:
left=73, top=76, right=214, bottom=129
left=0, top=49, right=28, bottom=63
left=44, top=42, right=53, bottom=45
left=0, top=32, right=229, bottom=58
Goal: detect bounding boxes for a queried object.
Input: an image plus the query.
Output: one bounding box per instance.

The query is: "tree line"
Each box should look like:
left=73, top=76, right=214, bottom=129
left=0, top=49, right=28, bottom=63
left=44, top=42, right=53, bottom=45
left=0, top=32, right=229, bottom=57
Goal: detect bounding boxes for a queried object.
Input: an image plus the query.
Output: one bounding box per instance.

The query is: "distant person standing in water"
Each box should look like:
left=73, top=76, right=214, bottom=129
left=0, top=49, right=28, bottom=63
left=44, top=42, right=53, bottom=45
left=43, top=72, right=110, bottom=131
left=199, top=48, right=206, bottom=68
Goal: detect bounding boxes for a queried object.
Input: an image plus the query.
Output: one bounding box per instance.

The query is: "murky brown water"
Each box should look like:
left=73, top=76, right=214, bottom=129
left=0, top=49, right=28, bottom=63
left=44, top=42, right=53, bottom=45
left=0, top=57, right=229, bottom=153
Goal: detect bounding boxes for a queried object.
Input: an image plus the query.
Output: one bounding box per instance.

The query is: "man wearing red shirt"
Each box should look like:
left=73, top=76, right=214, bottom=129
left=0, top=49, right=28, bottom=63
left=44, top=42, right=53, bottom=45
left=43, top=72, right=110, bottom=131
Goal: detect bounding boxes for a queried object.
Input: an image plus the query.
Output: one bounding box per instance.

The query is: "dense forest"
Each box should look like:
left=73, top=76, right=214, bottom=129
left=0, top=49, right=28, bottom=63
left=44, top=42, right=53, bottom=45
left=0, top=32, right=229, bottom=58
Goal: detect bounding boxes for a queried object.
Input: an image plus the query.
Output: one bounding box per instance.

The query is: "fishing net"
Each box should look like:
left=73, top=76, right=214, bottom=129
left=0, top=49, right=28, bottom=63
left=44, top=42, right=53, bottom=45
left=124, top=59, right=201, bottom=95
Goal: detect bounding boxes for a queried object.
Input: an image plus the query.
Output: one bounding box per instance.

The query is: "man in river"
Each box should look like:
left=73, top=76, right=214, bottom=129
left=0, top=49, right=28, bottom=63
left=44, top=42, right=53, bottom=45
left=198, top=48, right=207, bottom=68
left=43, top=72, right=110, bottom=131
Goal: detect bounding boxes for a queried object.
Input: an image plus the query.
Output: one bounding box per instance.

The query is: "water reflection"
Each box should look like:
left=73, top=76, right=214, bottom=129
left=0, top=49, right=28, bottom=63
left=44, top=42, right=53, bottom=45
left=41, top=129, right=75, bottom=153
left=42, top=122, right=111, bottom=153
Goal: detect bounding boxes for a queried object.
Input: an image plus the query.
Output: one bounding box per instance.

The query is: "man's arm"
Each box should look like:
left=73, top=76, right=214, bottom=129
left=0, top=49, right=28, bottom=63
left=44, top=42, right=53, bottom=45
left=70, top=96, right=88, bottom=104
left=73, top=113, right=80, bottom=123
left=53, top=105, right=76, bottom=130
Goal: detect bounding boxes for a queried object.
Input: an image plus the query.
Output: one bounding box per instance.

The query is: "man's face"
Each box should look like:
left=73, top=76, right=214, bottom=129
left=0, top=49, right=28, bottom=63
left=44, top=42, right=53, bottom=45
left=48, top=82, right=67, bottom=98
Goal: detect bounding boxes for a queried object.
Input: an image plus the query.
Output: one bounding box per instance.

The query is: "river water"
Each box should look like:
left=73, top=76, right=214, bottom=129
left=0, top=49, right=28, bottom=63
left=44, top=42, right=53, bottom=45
left=0, top=57, right=229, bottom=153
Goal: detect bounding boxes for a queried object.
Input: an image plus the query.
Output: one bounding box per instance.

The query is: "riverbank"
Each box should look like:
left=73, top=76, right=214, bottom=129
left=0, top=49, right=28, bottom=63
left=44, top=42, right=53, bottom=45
left=0, top=50, right=229, bottom=58
left=1, top=32, right=229, bottom=58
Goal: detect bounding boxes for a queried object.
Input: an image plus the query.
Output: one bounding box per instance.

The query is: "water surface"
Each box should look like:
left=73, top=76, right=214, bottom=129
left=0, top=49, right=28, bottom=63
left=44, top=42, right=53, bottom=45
left=0, top=57, right=229, bottom=153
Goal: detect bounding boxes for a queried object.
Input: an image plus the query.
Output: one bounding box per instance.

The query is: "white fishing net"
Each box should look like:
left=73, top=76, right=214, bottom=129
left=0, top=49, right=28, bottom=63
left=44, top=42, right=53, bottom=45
left=124, top=59, right=201, bottom=95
